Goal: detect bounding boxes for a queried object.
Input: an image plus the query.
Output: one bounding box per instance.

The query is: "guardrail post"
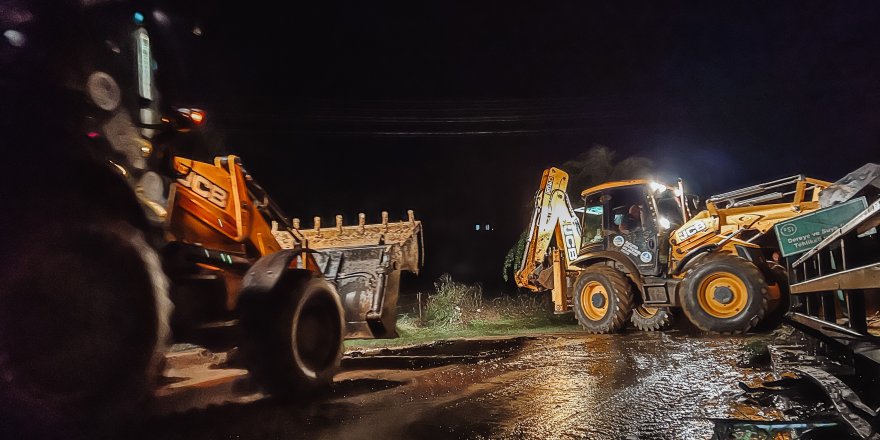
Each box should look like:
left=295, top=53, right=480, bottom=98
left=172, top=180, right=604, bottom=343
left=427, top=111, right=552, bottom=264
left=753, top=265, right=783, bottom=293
left=846, top=290, right=867, bottom=334
left=806, top=293, right=819, bottom=316
left=821, top=292, right=836, bottom=322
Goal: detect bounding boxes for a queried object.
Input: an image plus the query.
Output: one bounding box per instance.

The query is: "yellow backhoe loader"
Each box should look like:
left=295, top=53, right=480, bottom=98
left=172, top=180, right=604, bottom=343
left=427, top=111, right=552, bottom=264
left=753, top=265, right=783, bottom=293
left=516, top=167, right=830, bottom=334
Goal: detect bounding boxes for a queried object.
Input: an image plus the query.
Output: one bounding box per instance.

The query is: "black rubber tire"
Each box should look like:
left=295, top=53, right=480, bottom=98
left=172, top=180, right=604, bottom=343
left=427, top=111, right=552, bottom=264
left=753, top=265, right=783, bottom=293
left=631, top=306, right=674, bottom=331
left=571, top=265, right=634, bottom=333
left=0, top=222, right=170, bottom=437
left=239, top=275, right=344, bottom=399
left=680, top=253, right=768, bottom=334
left=755, top=263, right=791, bottom=331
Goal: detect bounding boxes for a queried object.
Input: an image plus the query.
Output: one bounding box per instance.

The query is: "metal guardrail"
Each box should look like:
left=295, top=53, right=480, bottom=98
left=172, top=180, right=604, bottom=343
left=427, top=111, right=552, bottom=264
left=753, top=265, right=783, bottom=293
left=781, top=198, right=880, bottom=438
left=786, top=198, right=880, bottom=336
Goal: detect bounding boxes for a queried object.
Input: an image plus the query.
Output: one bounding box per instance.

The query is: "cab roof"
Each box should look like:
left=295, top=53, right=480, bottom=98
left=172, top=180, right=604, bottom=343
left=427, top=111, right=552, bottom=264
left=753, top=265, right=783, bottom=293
left=580, top=179, right=650, bottom=197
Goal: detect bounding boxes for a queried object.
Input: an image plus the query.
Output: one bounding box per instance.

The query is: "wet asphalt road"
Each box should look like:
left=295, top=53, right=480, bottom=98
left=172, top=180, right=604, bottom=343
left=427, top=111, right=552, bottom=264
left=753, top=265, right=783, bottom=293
left=133, top=329, right=792, bottom=440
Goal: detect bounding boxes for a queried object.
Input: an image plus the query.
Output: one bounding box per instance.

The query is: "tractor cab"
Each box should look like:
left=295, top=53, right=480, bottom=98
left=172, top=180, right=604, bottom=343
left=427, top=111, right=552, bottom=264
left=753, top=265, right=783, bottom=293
left=579, top=180, right=690, bottom=276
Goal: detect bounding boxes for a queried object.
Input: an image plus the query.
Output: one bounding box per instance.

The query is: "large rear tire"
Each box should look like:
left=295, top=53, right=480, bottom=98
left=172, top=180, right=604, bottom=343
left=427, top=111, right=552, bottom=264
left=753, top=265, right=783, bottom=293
left=0, top=222, right=170, bottom=437
left=239, top=275, right=344, bottom=399
left=680, top=253, right=768, bottom=334
left=571, top=265, right=633, bottom=333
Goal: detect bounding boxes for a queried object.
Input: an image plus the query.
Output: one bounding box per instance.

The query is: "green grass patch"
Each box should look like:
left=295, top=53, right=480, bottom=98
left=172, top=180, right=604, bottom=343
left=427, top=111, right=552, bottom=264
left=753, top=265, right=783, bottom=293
left=345, top=312, right=578, bottom=350
left=345, top=274, right=580, bottom=350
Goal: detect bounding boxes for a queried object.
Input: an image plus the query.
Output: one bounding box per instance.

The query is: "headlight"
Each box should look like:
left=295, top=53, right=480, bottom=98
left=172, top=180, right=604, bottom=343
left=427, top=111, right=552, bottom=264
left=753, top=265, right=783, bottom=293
left=649, top=181, right=667, bottom=193
left=659, top=217, right=671, bottom=229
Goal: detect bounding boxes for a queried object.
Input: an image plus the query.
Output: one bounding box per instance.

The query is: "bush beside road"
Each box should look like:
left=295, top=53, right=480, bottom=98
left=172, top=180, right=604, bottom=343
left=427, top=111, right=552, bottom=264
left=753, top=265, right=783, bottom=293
left=346, top=274, right=577, bottom=349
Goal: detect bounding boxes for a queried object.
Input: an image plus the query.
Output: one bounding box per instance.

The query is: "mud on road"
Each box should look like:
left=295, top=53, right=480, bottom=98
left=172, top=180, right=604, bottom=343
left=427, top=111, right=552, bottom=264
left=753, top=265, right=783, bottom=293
left=134, top=328, right=827, bottom=440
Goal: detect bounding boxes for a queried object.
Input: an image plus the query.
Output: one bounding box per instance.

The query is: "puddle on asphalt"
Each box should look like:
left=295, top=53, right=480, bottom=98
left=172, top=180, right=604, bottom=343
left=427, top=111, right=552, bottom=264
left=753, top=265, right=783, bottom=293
left=347, top=337, right=529, bottom=357
left=134, top=327, right=866, bottom=439
left=395, top=330, right=859, bottom=439
left=331, top=378, right=406, bottom=398
left=343, top=337, right=527, bottom=370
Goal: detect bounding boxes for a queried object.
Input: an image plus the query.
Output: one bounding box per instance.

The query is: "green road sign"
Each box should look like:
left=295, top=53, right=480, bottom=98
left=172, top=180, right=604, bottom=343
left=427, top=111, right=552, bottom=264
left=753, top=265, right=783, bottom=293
left=774, top=197, right=868, bottom=257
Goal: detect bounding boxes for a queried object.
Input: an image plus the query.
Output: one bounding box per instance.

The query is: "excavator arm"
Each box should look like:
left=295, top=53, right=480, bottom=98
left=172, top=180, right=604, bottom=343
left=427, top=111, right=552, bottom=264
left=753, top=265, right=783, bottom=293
left=515, top=167, right=583, bottom=295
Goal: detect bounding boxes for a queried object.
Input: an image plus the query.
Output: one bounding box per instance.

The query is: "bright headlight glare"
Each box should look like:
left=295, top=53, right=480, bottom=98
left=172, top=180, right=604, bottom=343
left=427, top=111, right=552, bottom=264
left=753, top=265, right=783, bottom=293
left=649, top=181, right=666, bottom=193
left=659, top=216, right=671, bottom=229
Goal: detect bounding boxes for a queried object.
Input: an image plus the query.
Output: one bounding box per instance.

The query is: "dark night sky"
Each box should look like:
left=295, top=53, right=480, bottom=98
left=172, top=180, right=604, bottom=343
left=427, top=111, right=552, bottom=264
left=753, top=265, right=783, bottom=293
left=150, top=1, right=880, bottom=290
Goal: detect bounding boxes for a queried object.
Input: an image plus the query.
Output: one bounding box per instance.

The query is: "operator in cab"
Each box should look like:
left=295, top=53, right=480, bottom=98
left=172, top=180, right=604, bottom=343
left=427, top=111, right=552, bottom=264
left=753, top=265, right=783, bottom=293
left=618, top=205, right=643, bottom=233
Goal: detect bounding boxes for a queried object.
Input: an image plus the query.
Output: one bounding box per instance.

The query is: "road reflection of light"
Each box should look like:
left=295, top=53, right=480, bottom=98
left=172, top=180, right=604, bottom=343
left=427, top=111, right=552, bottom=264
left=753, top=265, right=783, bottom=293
left=484, top=333, right=773, bottom=439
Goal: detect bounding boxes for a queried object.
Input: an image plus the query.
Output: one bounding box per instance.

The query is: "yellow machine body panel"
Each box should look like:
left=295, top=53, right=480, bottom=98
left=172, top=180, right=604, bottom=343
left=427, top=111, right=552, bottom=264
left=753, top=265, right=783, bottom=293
left=167, top=155, right=281, bottom=257
left=669, top=177, right=831, bottom=267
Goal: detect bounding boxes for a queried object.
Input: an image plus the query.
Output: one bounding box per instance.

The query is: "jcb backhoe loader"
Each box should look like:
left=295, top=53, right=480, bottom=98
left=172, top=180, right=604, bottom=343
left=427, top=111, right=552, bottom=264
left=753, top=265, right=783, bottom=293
left=0, top=2, right=421, bottom=436
left=515, top=167, right=830, bottom=334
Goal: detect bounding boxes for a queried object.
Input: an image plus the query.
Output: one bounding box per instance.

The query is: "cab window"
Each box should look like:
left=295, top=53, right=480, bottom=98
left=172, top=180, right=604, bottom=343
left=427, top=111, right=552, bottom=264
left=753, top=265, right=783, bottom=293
left=656, top=196, right=685, bottom=230
left=581, top=194, right=604, bottom=245
left=606, top=188, right=648, bottom=235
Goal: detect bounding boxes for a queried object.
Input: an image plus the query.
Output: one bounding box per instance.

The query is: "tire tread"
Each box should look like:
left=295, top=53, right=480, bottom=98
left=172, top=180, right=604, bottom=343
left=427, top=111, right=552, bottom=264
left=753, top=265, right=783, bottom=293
left=573, top=265, right=634, bottom=334
left=680, top=253, right=768, bottom=334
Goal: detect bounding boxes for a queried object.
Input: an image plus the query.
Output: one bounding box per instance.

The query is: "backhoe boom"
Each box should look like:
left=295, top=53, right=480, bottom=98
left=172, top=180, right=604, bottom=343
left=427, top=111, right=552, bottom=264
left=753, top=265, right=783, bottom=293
left=515, top=167, right=582, bottom=293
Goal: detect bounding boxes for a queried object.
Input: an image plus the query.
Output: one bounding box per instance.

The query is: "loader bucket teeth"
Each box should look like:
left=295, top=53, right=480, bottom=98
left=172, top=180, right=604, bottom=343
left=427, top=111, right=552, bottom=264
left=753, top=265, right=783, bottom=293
left=272, top=211, right=423, bottom=339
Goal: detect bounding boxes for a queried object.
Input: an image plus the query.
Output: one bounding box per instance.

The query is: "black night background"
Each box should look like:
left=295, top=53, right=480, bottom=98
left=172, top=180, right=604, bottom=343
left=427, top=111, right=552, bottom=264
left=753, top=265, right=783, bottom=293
left=152, top=1, right=880, bottom=290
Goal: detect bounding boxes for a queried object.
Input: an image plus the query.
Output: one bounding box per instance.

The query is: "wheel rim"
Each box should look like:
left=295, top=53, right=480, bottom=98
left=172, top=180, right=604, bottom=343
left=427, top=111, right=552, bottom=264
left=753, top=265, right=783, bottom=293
left=697, top=271, right=748, bottom=318
left=292, top=291, right=342, bottom=378
left=580, top=281, right=609, bottom=321
left=635, top=305, right=658, bottom=318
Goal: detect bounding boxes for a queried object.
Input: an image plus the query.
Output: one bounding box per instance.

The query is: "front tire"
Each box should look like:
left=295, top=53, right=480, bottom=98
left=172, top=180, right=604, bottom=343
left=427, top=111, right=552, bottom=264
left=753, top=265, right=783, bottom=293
left=572, top=265, right=633, bottom=333
left=0, top=222, right=171, bottom=437
left=239, top=275, right=344, bottom=399
left=679, top=253, right=768, bottom=334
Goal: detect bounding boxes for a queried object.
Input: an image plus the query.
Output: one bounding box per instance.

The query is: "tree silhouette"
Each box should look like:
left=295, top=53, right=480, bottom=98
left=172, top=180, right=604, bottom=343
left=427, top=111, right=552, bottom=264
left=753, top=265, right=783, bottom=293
left=561, top=145, right=653, bottom=200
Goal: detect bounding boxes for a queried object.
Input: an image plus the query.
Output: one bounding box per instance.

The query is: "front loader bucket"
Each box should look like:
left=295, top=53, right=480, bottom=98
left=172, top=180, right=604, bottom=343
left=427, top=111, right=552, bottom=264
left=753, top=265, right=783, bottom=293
left=272, top=211, right=423, bottom=339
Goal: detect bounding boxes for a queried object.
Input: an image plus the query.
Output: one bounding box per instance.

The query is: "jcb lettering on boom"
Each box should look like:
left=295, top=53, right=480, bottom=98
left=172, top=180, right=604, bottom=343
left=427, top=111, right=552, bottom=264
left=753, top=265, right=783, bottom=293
left=177, top=171, right=229, bottom=208
left=562, top=223, right=578, bottom=260
left=544, top=176, right=554, bottom=195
